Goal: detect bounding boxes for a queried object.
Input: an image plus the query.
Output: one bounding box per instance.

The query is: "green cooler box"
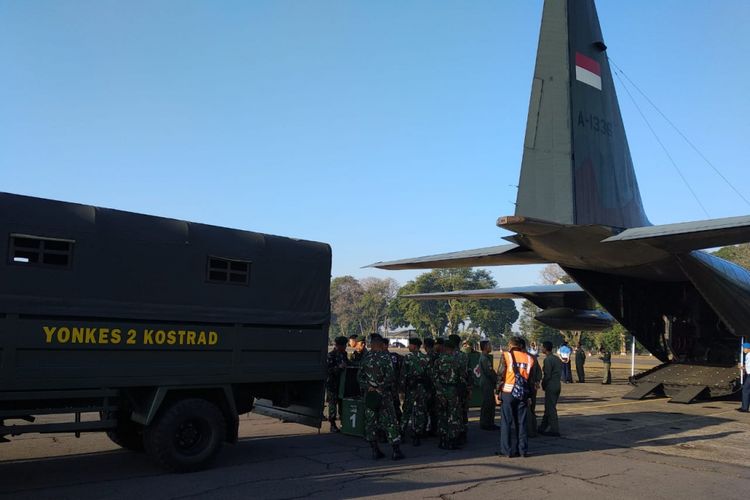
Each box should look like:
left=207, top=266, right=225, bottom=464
left=338, top=367, right=365, bottom=437
left=340, top=398, right=365, bottom=436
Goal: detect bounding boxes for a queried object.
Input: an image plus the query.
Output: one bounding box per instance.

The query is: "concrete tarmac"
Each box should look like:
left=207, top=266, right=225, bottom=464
left=1, top=364, right=748, bottom=499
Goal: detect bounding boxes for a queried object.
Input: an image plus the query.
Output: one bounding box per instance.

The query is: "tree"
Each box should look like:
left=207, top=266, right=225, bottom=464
left=713, top=244, right=750, bottom=269
left=330, top=276, right=364, bottom=339
left=390, top=268, right=518, bottom=342
left=358, top=277, right=399, bottom=335
left=539, top=264, right=573, bottom=285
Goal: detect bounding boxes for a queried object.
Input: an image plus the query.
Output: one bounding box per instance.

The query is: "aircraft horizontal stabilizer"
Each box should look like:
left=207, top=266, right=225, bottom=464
left=602, top=215, right=750, bottom=252
left=366, top=243, right=547, bottom=270
left=402, top=283, right=593, bottom=309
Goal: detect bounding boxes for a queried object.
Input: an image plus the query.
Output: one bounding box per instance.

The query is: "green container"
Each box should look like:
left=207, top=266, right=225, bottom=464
left=340, top=398, right=365, bottom=437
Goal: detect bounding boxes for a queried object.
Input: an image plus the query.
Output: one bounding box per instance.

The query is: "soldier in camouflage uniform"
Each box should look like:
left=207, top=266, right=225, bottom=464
left=384, top=339, right=404, bottom=424
left=422, top=338, right=438, bottom=436
left=432, top=337, right=463, bottom=450
left=400, top=338, right=430, bottom=446
left=449, top=334, right=472, bottom=444
left=349, top=337, right=368, bottom=366
left=357, top=334, right=405, bottom=461
left=325, top=336, right=350, bottom=433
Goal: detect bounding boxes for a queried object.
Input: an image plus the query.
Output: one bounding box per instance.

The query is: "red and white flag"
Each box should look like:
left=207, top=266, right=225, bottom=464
left=575, top=52, right=602, bottom=90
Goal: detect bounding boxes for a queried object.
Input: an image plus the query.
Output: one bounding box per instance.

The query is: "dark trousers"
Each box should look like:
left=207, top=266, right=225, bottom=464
left=576, top=363, right=585, bottom=383
left=561, top=362, right=572, bottom=383
left=480, top=385, right=496, bottom=428
left=499, top=392, right=528, bottom=456
left=539, top=388, right=560, bottom=434
left=742, top=375, right=750, bottom=411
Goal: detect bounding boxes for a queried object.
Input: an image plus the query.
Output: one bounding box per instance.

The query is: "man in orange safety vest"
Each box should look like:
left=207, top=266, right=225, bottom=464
left=495, top=336, right=538, bottom=458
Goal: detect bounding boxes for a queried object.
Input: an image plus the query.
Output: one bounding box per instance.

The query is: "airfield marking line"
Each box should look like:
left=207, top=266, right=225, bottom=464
left=557, top=398, right=663, bottom=412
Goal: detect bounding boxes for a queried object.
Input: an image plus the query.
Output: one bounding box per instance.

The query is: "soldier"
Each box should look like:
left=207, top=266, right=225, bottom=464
left=357, top=334, right=404, bottom=460
left=400, top=338, right=430, bottom=446
left=348, top=334, right=359, bottom=351
left=424, top=337, right=440, bottom=436
left=521, top=338, right=542, bottom=438
left=349, top=337, right=368, bottom=366
left=575, top=343, right=586, bottom=383
left=325, top=336, right=350, bottom=433
left=478, top=340, right=499, bottom=430
left=432, top=338, right=463, bottom=449
left=599, top=346, right=612, bottom=384
left=558, top=341, right=573, bottom=383
left=538, top=341, right=562, bottom=437
left=449, top=334, right=471, bottom=444
left=384, top=339, right=404, bottom=423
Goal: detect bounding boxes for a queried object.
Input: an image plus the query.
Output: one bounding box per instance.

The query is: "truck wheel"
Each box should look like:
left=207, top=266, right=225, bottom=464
left=144, top=398, right=226, bottom=473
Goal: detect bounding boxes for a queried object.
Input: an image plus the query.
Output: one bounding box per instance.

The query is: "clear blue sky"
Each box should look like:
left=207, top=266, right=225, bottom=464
left=2, top=1, right=749, bottom=288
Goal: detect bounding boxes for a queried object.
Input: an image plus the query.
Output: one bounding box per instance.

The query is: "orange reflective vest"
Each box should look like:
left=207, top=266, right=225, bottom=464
left=501, top=350, right=535, bottom=393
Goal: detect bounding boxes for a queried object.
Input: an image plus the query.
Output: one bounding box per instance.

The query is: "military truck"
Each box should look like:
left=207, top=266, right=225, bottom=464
left=0, top=193, right=331, bottom=472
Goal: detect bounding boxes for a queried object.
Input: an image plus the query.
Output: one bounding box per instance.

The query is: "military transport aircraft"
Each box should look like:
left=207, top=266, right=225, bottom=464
left=369, top=0, right=750, bottom=403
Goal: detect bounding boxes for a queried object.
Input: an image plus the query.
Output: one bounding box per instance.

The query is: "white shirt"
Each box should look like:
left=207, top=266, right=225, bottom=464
left=745, top=352, right=750, bottom=375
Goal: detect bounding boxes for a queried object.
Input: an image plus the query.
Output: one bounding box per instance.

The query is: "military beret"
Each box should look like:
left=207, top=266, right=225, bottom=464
left=423, top=338, right=435, bottom=348
left=409, top=337, right=422, bottom=347
left=334, top=336, right=348, bottom=346
left=448, top=334, right=461, bottom=345
left=445, top=338, right=459, bottom=349
left=435, top=338, right=445, bottom=345
left=369, top=333, right=384, bottom=344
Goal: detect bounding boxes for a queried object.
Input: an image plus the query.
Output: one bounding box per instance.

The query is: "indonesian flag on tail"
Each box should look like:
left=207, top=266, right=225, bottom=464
left=575, top=52, right=602, bottom=90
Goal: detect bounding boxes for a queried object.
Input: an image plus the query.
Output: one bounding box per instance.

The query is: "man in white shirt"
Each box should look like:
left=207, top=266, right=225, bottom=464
left=739, top=342, right=750, bottom=413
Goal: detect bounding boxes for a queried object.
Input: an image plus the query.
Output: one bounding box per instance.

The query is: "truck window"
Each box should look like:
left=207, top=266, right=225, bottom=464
left=206, top=256, right=250, bottom=285
left=9, top=234, right=74, bottom=267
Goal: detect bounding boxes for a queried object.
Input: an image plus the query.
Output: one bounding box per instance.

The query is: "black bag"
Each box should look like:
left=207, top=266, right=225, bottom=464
left=509, top=351, right=530, bottom=401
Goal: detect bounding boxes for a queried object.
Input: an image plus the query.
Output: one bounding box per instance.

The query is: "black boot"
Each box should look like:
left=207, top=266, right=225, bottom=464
left=329, top=420, right=340, bottom=433
left=370, top=441, right=385, bottom=460
left=391, top=443, right=405, bottom=461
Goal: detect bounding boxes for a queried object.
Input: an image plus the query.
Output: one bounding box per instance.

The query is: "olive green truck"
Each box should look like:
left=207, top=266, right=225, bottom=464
left=0, top=193, right=330, bottom=471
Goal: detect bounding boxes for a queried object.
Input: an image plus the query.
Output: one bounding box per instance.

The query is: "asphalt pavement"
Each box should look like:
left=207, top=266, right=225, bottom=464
left=1, top=362, right=748, bottom=500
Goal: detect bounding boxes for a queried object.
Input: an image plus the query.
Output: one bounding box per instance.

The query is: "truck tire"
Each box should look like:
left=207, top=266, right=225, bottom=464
left=144, top=398, right=226, bottom=473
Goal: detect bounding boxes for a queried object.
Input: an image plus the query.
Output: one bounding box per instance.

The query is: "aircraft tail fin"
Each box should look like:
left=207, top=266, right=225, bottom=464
left=515, top=0, right=649, bottom=229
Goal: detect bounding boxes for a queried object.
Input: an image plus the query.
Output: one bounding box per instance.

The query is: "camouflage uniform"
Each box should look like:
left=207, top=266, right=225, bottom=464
left=426, top=350, right=440, bottom=435
left=432, top=353, right=463, bottom=442
left=455, top=349, right=472, bottom=435
left=357, top=350, right=401, bottom=444
left=400, top=350, right=430, bottom=438
left=349, top=347, right=368, bottom=366
left=326, top=348, right=349, bottom=422
left=388, top=351, right=404, bottom=423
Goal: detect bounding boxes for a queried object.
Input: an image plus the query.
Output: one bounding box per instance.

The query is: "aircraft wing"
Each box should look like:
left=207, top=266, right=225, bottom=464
left=602, top=215, right=750, bottom=252
left=366, top=243, right=547, bottom=270
left=402, top=283, right=594, bottom=310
